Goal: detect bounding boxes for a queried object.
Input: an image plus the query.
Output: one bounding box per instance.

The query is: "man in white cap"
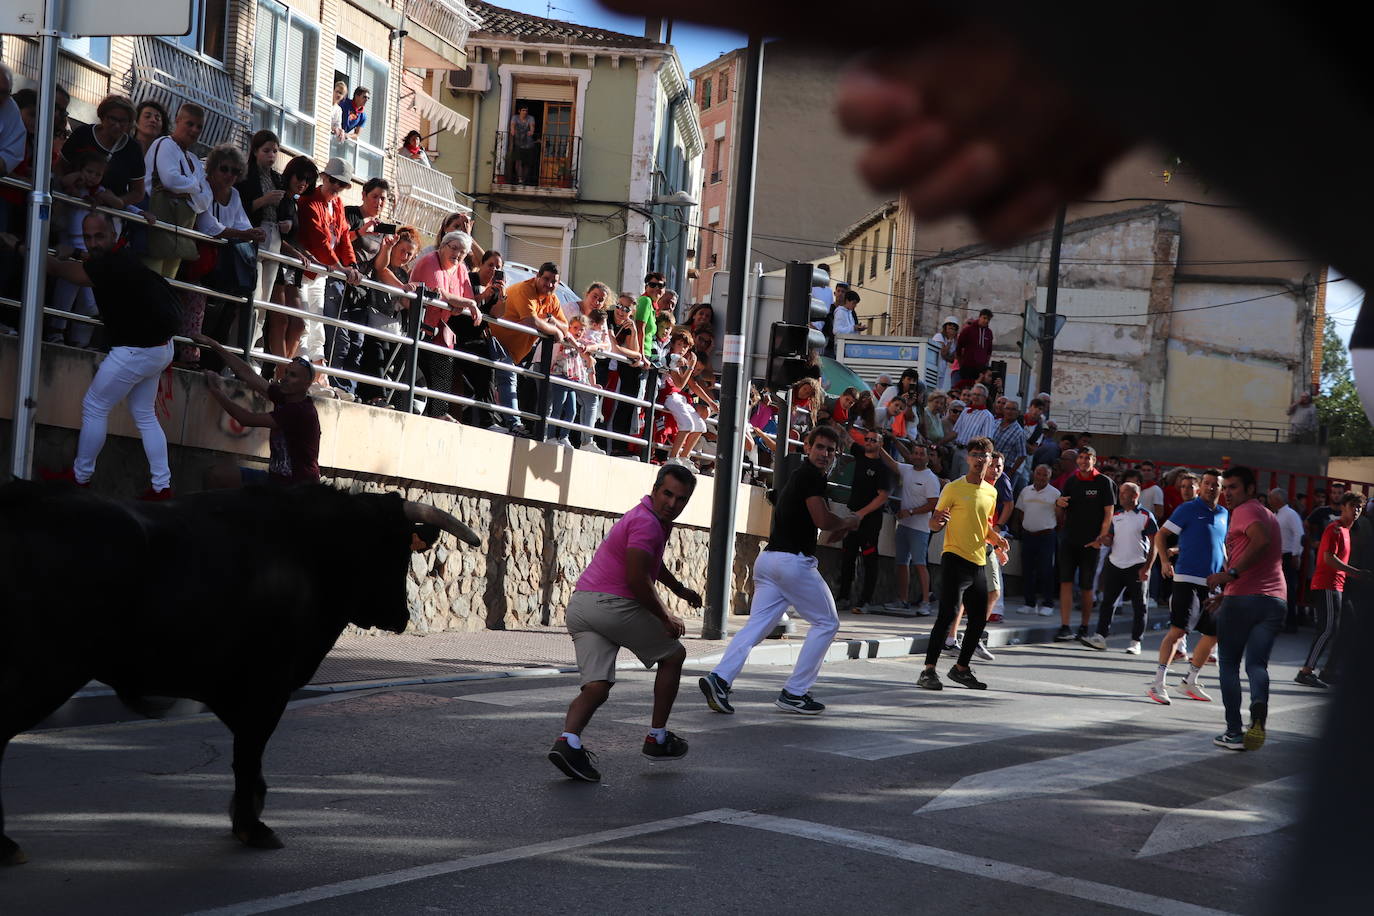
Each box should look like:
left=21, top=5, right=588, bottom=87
left=932, top=316, right=960, bottom=391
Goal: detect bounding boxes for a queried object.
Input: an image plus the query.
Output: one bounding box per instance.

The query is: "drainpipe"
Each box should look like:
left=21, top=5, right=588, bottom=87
left=466, top=49, right=483, bottom=203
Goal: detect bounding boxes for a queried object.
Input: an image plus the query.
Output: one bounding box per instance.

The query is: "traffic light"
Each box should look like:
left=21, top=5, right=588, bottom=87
left=783, top=261, right=831, bottom=350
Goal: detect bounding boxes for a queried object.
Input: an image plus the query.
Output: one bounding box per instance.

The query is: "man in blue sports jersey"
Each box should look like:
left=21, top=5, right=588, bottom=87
left=1148, top=468, right=1228, bottom=705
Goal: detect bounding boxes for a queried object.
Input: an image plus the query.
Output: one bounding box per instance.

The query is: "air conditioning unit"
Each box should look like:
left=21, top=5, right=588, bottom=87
left=446, top=63, right=490, bottom=94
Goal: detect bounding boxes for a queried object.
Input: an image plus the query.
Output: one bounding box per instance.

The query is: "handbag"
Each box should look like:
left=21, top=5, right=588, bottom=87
left=206, top=240, right=259, bottom=296
left=145, top=137, right=199, bottom=261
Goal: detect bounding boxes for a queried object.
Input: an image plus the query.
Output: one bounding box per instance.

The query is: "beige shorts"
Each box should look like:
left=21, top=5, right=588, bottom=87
left=566, top=590, right=684, bottom=685
left=984, top=543, right=1003, bottom=593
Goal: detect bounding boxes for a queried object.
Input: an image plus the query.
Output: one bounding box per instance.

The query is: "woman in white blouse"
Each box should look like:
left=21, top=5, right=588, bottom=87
left=177, top=144, right=265, bottom=365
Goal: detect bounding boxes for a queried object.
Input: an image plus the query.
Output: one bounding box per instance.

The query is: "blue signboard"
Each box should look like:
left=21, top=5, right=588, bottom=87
left=844, top=343, right=920, bottom=361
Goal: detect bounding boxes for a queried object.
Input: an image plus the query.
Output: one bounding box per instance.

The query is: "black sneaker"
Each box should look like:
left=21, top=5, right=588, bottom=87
left=1076, top=625, right=1090, bottom=641
left=1213, top=731, right=1245, bottom=751
left=1294, top=671, right=1328, bottom=688
left=775, top=689, right=825, bottom=715
left=698, top=673, right=735, bottom=714
left=916, top=669, right=943, bottom=690
left=548, top=737, right=600, bottom=782
left=947, top=665, right=987, bottom=690
left=1054, top=625, right=1074, bottom=641
left=942, top=637, right=962, bottom=654
left=642, top=731, right=690, bottom=760
left=1244, top=702, right=1267, bottom=751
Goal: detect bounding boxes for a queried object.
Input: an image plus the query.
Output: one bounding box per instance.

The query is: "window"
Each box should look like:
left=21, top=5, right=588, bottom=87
left=251, top=1, right=318, bottom=153
left=711, top=137, right=724, bottom=182
left=333, top=39, right=389, bottom=180
left=885, top=223, right=894, bottom=269
left=856, top=244, right=865, bottom=286
left=719, top=69, right=729, bottom=99
left=701, top=77, right=712, bottom=109
left=870, top=230, right=878, bottom=279
left=166, top=0, right=228, bottom=61
left=61, top=36, right=110, bottom=67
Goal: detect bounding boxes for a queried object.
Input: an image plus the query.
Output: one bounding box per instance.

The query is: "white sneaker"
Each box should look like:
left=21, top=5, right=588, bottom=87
left=1182, top=679, right=1213, bottom=702
left=972, top=640, right=996, bottom=662
left=556, top=437, right=574, bottom=449
left=580, top=440, right=605, bottom=454
left=883, top=600, right=912, bottom=613
left=1147, top=684, right=1171, bottom=705
left=914, top=603, right=933, bottom=617
left=1037, top=605, right=1055, bottom=617
left=1125, top=640, right=1142, bottom=655
left=486, top=423, right=506, bottom=433
left=1085, top=633, right=1108, bottom=650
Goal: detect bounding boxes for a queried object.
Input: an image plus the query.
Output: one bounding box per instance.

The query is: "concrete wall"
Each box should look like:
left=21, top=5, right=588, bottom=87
left=1118, top=435, right=1327, bottom=478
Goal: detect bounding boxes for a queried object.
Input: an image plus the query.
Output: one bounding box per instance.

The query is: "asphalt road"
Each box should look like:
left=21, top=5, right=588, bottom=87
left=1, top=631, right=1330, bottom=915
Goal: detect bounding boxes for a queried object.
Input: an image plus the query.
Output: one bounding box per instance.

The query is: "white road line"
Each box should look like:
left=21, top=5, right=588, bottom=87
left=1136, top=774, right=1307, bottom=858
left=719, top=811, right=1236, bottom=916
left=186, top=809, right=741, bottom=916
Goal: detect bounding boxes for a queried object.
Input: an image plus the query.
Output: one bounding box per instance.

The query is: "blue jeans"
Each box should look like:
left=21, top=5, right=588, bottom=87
left=1216, top=594, right=1285, bottom=733
left=493, top=364, right=520, bottom=428
left=547, top=385, right=576, bottom=440
left=321, top=279, right=358, bottom=393
left=1020, top=529, right=1057, bottom=607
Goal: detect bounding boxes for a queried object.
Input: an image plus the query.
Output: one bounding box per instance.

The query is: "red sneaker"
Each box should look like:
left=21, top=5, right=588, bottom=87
left=38, top=467, right=89, bottom=487
left=139, top=486, right=174, bottom=501
left=988, top=613, right=1004, bottom=623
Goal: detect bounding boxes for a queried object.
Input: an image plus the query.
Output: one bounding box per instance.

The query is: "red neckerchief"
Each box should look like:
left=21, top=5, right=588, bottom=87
left=1075, top=468, right=1100, bottom=481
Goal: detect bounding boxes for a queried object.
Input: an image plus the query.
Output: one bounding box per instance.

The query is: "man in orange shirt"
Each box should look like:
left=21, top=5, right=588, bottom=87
left=489, top=261, right=580, bottom=435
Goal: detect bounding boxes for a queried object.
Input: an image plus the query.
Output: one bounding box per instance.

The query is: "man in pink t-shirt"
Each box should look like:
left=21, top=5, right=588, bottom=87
left=548, top=465, right=704, bottom=783
left=1205, top=466, right=1287, bottom=753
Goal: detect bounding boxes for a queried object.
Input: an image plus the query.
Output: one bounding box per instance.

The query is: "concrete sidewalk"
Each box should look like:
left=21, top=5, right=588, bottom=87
left=310, top=605, right=1178, bottom=691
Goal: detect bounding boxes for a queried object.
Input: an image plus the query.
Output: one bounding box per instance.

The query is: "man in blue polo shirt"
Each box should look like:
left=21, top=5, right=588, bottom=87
left=1148, top=468, right=1228, bottom=705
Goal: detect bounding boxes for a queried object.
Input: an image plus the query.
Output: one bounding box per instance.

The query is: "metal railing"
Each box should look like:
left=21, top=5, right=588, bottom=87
left=492, top=131, right=581, bottom=192
left=0, top=175, right=680, bottom=466
left=405, top=0, right=482, bottom=49
left=1062, top=408, right=1305, bottom=443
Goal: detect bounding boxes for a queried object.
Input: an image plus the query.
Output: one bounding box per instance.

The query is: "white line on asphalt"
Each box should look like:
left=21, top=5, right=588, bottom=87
left=185, top=809, right=742, bottom=916
left=1135, top=774, right=1307, bottom=858
left=717, top=810, right=1236, bottom=916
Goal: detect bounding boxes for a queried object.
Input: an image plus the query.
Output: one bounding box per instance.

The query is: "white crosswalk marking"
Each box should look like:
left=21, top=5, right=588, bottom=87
left=1136, top=774, right=1307, bottom=857
left=918, top=731, right=1216, bottom=814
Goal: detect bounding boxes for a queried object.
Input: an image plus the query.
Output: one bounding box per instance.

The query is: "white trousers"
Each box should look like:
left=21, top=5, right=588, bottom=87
left=714, top=550, right=840, bottom=695
left=74, top=341, right=174, bottom=490
left=301, top=274, right=327, bottom=362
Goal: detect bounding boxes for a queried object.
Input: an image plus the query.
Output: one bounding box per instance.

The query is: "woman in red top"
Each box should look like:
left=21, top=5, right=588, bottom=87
left=1296, top=493, right=1367, bottom=687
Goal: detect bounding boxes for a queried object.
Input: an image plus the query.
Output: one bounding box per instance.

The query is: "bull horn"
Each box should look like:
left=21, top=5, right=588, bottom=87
left=403, top=500, right=481, bottom=547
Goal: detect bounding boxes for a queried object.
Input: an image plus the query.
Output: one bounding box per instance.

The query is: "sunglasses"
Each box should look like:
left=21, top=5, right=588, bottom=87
left=218, top=165, right=243, bottom=176
left=615, top=304, right=631, bottom=311
left=646, top=281, right=665, bottom=289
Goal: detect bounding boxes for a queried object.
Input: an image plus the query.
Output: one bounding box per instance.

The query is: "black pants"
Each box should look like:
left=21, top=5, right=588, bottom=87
left=1304, top=588, right=1344, bottom=673
left=1095, top=561, right=1147, bottom=640
left=610, top=362, right=644, bottom=453
left=924, top=552, right=989, bottom=668
left=838, top=512, right=883, bottom=607
left=419, top=347, right=457, bottom=418
left=454, top=338, right=496, bottom=427
left=1282, top=554, right=1300, bottom=628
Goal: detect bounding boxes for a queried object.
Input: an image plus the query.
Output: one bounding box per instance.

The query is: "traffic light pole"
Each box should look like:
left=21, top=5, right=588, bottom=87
left=702, top=36, right=763, bottom=641
left=1037, top=204, right=1067, bottom=397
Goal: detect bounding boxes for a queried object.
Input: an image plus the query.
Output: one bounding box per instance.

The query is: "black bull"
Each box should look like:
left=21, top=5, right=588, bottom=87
left=0, top=480, right=479, bottom=864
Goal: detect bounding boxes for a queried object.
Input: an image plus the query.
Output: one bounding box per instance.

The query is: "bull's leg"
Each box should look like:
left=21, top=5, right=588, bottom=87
left=212, top=698, right=287, bottom=850
left=0, top=668, right=90, bottom=866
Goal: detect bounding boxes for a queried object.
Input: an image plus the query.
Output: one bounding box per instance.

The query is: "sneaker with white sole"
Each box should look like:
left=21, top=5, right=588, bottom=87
left=1213, top=731, right=1245, bottom=751
left=580, top=440, right=606, bottom=454
left=972, top=640, right=995, bottom=662
left=1054, top=625, right=1074, bottom=641
left=882, top=600, right=912, bottom=613
left=1147, top=684, right=1171, bottom=705
left=1125, top=640, right=1142, bottom=655
left=1020, top=604, right=1038, bottom=616
left=1038, top=605, right=1055, bottom=617
left=943, top=638, right=962, bottom=655
left=642, top=731, right=690, bottom=760
left=914, top=603, right=933, bottom=617
left=775, top=689, right=825, bottom=715
left=1182, top=679, right=1212, bottom=702
left=698, top=673, right=734, bottom=714
left=1084, top=633, right=1108, bottom=650
left=556, top=436, right=574, bottom=449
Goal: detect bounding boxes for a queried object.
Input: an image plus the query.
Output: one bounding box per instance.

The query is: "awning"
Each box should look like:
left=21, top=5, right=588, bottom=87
left=413, top=89, right=470, bottom=135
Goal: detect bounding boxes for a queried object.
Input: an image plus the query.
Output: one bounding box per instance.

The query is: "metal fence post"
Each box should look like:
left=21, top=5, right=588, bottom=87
left=238, top=282, right=255, bottom=364
left=401, top=283, right=426, bottom=414
left=640, top=364, right=660, bottom=462
left=534, top=335, right=556, bottom=441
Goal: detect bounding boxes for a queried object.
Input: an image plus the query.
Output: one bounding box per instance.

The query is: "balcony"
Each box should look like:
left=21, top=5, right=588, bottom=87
left=126, top=37, right=249, bottom=151
left=393, top=155, right=468, bottom=238
left=404, top=0, right=480, bottom=71
left=492, top=131, right=582, bottom=198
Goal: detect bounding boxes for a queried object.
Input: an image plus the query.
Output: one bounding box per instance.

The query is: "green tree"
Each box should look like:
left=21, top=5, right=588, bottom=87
left=1318, top=324, right=1374, bottom=455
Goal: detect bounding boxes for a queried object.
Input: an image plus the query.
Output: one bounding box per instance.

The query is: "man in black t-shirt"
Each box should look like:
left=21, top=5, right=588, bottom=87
left=836, top=426, right=892, bottom=614
left=1055, top=446, right=1117, bottom=641
left=5, top=212, right=178, bottom=497
left=700, top=426, right=860, bottom=716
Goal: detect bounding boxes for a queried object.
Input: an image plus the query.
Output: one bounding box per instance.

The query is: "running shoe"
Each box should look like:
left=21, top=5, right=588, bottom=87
left=1245, top=702, right=1267, bottom=751
left=548, top=737, right=601, bottom=782
left=1147, top=684, right=1171, bottom=705
left=916, top=669, right=944, bottom=690
left=1076, top=625, right=1090, bottom=642
left=1054, top=625, right=1074, bottom=641
left=1182, top=679, right=1212, bottom=702
left=972, top=640, right=996, bottom=662
left=943, top=637, right=962, bottom=654
left=914, top=603, right=934, bottom=617
left=642, top=731, right=690, bottom=760
left=1083, top=633, right=1108, bottom=650
left=988, top=613, right=1004, bottom=623
left=580, top=440, right=606, bottom=454
left=698, top=673, right=735, bottom=714
left=883, top=600, right=912, bottom=613
left=1294, top=671, right=1328, bottom=689
left=1171, top=647, right=1187, bottom=663
left=775, top=689, right=825, bottom=715
left=1037, top=605, right=1055, bottom=617
left=1213, top=731, right=1245, bottom=751
left=948, top=666, right=988, bottom=690
left=1125, top=641, right=1142, bottom=655
left=1206, top=651, right=1218, bottom=665
left=1019, top=604, right=1038, bottom=616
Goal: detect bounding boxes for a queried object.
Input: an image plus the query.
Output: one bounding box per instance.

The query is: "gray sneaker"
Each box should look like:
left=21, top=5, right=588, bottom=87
left=972, top=639, right=996, bottom=662
left=916, top=669, right=944, bottom=690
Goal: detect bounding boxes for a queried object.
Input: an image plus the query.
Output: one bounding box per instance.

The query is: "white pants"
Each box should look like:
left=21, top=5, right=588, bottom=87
left=301, top=274, right=327, bottom=362
left=714, top=550, right=840, bottom=695
left=664, top=390, right=706, bottom=433
left=74, top=341, right=174, bottom=490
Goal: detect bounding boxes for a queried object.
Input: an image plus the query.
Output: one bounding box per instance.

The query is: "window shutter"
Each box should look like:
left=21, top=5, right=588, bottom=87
left=252, top=2, right=278, bottom=100
left=286, top=18, right=316, bottom=113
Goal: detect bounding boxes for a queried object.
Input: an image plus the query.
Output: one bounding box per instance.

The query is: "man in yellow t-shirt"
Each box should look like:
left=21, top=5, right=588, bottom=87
left=919, top=435, right=1008, bottom=691
left=489, top=261, right=578, bottom=434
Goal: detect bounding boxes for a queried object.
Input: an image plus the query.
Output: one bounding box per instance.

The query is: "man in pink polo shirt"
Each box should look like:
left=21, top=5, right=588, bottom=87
left=548, top=465, right=703, bottom=783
